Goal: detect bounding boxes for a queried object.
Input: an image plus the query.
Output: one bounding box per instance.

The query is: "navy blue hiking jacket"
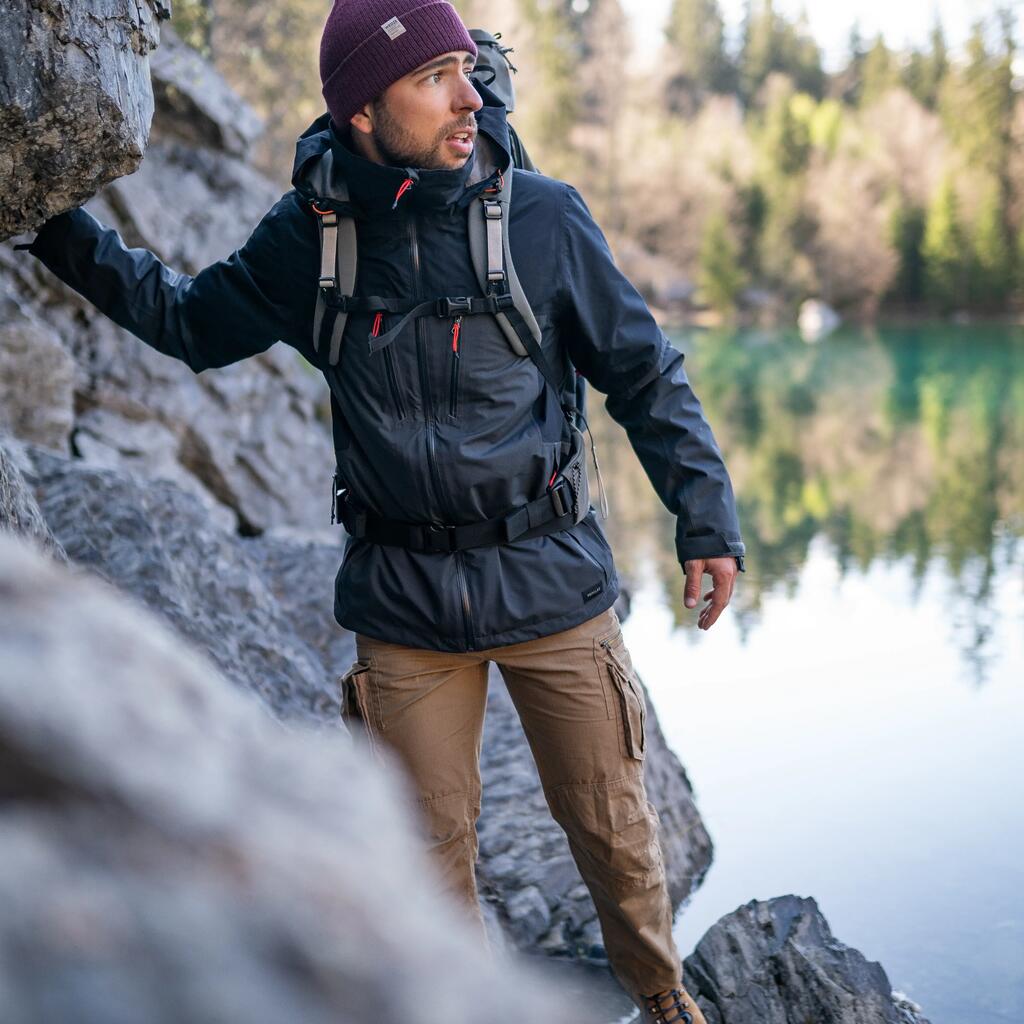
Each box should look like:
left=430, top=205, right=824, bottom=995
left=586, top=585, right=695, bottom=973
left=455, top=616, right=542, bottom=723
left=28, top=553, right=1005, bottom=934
left=22, top=84, right=746, bottom=652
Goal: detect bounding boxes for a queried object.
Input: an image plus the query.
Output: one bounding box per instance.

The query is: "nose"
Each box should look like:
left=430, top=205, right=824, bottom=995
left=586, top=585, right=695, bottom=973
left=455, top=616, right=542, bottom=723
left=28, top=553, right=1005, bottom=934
left=456, top=72, right=483, bottom=113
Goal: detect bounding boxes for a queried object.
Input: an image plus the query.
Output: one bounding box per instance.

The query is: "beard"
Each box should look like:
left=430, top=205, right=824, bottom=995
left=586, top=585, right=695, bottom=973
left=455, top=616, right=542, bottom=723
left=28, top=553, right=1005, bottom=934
left=371, top=97, right=474, bottom=170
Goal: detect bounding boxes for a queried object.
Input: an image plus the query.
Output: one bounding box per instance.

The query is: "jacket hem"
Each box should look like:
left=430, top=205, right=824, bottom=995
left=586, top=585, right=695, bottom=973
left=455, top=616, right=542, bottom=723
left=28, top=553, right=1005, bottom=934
left=335, top=577, right=622, bottom=653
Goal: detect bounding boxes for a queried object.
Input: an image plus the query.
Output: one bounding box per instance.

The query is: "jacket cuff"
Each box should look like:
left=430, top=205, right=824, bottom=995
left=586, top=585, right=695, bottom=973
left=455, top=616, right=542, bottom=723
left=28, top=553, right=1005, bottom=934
left=676, top=532, right=747, bottom=573
left=14, top=208, right=79, bottom=259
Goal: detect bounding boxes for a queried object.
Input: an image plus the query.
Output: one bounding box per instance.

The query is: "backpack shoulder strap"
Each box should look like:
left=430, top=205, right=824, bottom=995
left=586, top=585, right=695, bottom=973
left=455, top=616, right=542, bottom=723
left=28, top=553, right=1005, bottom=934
left=312, top=172, right=356, bottom=367
left=468, top=166, right=538, bottom=360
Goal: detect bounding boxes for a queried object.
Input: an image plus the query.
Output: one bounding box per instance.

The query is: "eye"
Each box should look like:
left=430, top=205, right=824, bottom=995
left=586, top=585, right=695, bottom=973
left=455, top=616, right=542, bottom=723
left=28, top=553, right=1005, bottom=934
left=429, top=71, right=442, bottom=84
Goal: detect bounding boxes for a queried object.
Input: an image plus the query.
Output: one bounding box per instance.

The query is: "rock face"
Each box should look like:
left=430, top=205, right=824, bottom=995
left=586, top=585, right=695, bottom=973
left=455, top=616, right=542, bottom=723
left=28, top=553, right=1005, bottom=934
left=684, top=895, right=932, bottom=1024
left=2, top=23, right=333, bottom=534
left=0, top=439, right=65, bottom=563
left=19, top=442, right=346, bottom=725
left=0, top=0, right=171, bottom=239
left=0, top=531, right=588, bottom=1024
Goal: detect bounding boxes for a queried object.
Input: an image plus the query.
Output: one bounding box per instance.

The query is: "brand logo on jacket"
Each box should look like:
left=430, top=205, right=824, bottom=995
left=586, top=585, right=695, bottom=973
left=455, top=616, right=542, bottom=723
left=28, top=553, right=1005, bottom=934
left=381, top=17, right=406, bottom=40
left=582, top=581, right=605, bottom=602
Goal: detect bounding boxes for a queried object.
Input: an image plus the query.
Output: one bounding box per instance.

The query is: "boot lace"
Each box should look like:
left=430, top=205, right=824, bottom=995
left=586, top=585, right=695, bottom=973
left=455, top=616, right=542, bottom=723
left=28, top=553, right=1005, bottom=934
left=643, top=987, right=694, bottom=1023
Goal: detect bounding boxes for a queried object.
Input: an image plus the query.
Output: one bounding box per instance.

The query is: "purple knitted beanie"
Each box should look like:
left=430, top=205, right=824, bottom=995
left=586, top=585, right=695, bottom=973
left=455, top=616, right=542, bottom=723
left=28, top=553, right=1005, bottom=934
left=320, top=0, right=478, bottom=130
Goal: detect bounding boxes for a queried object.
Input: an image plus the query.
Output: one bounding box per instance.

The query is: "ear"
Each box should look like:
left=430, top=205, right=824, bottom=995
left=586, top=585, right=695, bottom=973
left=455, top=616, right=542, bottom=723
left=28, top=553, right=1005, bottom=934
left=350, top=103, right=374, bottom=136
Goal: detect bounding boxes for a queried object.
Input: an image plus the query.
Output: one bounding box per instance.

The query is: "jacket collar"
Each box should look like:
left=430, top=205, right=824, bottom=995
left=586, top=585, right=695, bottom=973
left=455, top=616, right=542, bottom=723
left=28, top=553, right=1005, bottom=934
left=291, top=81, right=513, bottom=216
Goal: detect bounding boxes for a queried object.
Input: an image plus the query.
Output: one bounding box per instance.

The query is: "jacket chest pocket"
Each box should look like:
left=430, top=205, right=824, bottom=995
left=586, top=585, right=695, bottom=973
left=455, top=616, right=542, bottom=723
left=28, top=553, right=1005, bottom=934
left=598, top=632, right=647, bottom=761
left=370, top=313, right=408, bottom=421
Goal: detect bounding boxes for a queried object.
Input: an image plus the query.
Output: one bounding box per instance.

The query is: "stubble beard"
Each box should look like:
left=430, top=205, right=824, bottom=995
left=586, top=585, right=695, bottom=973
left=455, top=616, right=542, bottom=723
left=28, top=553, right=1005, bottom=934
left=371, top=97, right=473, bottom=171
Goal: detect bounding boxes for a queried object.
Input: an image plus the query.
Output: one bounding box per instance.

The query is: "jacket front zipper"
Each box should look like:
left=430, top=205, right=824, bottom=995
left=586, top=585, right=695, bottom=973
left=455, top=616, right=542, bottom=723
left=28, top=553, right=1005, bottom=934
left=408, top=212, right=473, bottom=646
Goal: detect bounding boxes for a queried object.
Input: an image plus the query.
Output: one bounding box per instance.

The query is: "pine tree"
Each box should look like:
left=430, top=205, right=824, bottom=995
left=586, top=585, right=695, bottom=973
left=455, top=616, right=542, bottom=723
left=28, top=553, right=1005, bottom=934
left=699, top=210, right=747, bottom=316
left=859, top=35, right=899, bottom=108
left=665, top=0, right=734, bottom=95
left=922, top=176, right=968, bottom=312
left=971, top=179, right=1013, bottom=308
left=903, top=18, right=948, bottom=109
left=887, top=196, right=926, bottom=305
left=940, top=17, right=1014, bottom=178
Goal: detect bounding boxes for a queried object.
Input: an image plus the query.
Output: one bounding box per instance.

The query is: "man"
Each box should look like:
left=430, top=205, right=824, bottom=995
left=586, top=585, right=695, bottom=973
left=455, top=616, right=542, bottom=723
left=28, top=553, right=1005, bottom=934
left=20, top=2, right=745, bottom=1020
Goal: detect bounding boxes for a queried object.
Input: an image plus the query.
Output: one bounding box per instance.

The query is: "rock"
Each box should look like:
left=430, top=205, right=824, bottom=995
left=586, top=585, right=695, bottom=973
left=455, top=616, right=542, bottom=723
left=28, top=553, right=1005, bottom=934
left=148, top=25, right=263, bottom=157
left=684, top=895, right=932, bottom=1024
left=0, top=531, right=590, bottom=1024
left=0, top=435, right=66, bottom=562
left=505, top=885, right=552, bottom=942
left=0, top=0, right=171, bottom=240
left=19, top=443, right=345, bottom=725
left=0, top=310, right=75, bottom=451
left=2, top=13, right=332, bottom=534
left=798, top=299, right=841, bottom=342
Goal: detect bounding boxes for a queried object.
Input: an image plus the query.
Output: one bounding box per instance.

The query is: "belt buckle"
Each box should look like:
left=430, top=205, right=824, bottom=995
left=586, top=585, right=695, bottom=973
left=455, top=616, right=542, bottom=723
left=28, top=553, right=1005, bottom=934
left=426, top=522, right=457, bottom=553
left=438, top=296, right=472, bottom=317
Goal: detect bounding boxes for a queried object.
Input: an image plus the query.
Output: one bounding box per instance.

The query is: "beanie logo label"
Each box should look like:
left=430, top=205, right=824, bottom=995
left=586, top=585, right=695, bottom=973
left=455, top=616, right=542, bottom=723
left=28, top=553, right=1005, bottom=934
left=380, top=17, right=407, bottom=41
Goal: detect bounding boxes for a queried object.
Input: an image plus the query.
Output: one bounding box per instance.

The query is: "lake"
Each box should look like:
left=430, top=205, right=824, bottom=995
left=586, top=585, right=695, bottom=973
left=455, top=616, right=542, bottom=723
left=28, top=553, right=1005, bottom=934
left=590, top=325, right=1023, bottom=1024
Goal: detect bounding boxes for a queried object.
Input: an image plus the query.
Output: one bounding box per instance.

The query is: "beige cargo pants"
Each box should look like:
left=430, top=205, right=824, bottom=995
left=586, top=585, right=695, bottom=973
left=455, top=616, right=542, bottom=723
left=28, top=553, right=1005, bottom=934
left=339, top=604, right=683, bottom=1000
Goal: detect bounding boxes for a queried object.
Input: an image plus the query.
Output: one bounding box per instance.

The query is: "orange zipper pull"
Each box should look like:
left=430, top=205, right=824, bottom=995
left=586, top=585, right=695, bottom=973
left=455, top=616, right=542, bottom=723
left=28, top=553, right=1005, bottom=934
left=451, top=315, right=462, bottom=356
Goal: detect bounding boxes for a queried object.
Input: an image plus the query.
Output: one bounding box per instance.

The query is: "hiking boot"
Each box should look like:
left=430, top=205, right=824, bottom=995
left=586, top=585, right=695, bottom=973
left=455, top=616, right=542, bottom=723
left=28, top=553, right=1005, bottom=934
left=638, top=983, right=707, bottom=1024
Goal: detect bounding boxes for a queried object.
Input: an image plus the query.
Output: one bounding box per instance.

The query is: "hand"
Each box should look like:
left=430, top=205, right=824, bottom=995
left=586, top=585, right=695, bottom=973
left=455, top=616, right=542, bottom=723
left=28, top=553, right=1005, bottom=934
left=683, top=556, right=738, bottom=630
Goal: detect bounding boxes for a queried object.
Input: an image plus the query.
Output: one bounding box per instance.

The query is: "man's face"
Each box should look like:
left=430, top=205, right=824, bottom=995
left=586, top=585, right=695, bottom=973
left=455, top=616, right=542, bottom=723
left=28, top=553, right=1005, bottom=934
left=351, top=50, right=482, bottom=170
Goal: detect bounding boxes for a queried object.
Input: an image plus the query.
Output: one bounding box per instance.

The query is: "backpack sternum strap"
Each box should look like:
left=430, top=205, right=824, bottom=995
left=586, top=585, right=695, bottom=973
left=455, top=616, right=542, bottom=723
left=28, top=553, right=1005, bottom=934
left=365, top=294, right=514, bottom=354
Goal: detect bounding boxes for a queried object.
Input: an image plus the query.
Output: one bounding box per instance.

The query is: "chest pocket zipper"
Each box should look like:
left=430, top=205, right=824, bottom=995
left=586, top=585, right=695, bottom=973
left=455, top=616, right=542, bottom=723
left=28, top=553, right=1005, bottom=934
left=449, top=316, right=463, bottom=418
left=373, top=312, right=407, bottom=420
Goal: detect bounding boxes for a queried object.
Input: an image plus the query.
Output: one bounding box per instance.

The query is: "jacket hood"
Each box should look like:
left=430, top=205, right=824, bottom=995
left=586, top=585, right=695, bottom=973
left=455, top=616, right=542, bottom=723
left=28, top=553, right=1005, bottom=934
left=290, top=80, right=513, bottom=215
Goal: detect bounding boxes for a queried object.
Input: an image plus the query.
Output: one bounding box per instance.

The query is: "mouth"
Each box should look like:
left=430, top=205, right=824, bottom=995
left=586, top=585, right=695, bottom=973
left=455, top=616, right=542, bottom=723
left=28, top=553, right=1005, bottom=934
left=445, top=128, right=475, bottom=156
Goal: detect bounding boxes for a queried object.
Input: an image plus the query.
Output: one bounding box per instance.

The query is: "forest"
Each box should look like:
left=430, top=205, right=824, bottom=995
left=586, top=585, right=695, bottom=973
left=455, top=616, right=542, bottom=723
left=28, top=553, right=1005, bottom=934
left=169, top=0, right=1024, bottom=322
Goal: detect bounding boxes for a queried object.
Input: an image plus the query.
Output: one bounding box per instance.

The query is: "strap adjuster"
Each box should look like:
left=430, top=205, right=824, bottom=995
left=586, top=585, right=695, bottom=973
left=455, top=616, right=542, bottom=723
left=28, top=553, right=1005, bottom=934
left=437, top=296, right=473, bottom=317
left=548, top=478, right=572, bottom=518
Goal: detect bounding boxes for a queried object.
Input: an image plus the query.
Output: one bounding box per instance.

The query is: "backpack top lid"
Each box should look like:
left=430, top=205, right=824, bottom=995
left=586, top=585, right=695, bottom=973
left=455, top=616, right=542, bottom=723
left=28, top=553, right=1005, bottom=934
left=469, top=29, right=517, bottom=113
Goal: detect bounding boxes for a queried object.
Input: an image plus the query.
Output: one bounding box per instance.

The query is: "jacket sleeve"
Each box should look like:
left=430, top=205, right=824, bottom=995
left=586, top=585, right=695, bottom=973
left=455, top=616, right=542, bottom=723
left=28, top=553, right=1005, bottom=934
left=19, top=191, right=319, bottom=374
left=556, top=184, right=746, bottom=572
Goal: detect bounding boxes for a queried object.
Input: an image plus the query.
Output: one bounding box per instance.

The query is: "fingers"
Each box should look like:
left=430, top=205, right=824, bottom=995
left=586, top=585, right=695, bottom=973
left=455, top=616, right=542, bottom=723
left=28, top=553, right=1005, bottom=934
left=695, top=558, right=738, bottom=630
left=683, top=559, right=704, bottom=608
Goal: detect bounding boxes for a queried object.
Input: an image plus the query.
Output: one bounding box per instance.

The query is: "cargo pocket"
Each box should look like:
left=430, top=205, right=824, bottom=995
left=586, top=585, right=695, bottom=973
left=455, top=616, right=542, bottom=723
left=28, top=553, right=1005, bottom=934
left=598, top=632, right=647, bottom=761
left=338, top=657, right=377, bottom=743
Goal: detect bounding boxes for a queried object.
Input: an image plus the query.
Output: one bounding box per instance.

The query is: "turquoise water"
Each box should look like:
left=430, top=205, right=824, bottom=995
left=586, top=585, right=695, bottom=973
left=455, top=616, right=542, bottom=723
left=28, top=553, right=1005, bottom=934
left=594, top=325, right=1024, bottom=1024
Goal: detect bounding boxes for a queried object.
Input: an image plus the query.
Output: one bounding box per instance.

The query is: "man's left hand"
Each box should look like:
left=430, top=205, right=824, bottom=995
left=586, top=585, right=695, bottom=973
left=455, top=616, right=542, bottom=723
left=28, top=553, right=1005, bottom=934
left=683, top=557, right=738, bottom=630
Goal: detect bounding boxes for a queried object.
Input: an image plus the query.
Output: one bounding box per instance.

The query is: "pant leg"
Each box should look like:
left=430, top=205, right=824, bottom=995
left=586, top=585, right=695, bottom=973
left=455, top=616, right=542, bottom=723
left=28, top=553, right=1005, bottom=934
left=351, top=633, right=492, bottom=951
left=485, top=607, right=682, bottom=1000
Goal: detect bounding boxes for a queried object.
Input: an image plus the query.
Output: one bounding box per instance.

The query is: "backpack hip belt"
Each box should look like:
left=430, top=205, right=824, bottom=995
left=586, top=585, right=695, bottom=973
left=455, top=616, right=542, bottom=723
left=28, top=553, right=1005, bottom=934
left=331, top=417, right=592, bottom=552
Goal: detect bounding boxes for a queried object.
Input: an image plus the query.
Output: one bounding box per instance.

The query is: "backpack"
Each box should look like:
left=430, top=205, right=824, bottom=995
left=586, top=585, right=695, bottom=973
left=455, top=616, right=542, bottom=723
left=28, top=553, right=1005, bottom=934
left=310, top=30, right=609, bottom=549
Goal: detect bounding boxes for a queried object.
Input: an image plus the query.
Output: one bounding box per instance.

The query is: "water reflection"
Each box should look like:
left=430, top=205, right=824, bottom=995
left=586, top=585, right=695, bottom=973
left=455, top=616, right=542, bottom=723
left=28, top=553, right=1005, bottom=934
left=589, top=325, right=1024, bottom=685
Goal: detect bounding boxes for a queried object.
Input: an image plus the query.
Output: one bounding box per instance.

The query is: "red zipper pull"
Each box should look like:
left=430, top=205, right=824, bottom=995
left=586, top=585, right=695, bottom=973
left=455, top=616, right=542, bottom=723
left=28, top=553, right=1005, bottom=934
left=451, top=315, right=462, bottom=356
left=372, top=311, right=383, bottom=338
left=392, top=177, right=415, bottom=209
